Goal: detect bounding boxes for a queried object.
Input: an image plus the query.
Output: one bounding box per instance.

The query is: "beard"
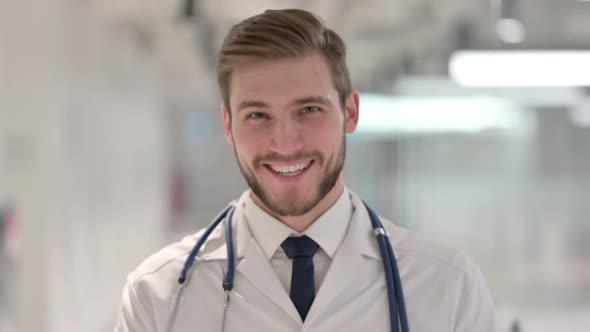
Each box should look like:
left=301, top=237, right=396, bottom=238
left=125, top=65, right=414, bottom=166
left=234, top=135, right=346, bottom=217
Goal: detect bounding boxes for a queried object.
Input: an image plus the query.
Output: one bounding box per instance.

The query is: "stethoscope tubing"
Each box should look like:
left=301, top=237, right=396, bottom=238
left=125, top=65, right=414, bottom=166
left=178, top=205, right=233, bottom=284
left=223, top=207, right=236, bottom=291
left=365, top=202, right=410, bottom=332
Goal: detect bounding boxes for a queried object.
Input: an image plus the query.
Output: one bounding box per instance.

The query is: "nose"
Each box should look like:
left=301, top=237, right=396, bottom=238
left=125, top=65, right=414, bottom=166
left=269, top=117, right=304, bottom=156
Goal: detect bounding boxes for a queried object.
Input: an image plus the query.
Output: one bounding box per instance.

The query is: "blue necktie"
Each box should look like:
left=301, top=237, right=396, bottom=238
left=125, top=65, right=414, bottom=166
left=281, top=235, right=319, bottom=321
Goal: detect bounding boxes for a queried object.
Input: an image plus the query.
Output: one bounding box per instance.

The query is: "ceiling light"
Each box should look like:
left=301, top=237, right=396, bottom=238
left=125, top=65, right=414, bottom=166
left=357, top=94, right=534, bottom=135
left=449, top=50, right=590, bottom=87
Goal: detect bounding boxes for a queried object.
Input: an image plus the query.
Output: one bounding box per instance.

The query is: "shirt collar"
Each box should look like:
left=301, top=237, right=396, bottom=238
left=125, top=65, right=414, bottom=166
left=244, top=188, right=353, bottom=260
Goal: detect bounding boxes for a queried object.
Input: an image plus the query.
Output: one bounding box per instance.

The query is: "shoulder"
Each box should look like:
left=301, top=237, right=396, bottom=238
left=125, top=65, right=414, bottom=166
left=382, top=218, right=477, bottom=277
left=127, top=196, right=247, bottom=288
left=381, top=218, right=496, bottom=311
left=127, top=223, right=227, bottom=289
left=115, top=225, right=230, bottom=331
left=347, top=189, right=477, bottom=277
left=382, top=217, right=497, bottom=330
left=128, top=233, right=196, bottom=283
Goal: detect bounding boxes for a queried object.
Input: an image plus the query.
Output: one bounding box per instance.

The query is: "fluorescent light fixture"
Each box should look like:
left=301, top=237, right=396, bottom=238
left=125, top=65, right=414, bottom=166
left=357, top=94, right=533, bottom=135
left=449, top=51, right=590, bottom=87
left=395, top=76, right=585, bottom=108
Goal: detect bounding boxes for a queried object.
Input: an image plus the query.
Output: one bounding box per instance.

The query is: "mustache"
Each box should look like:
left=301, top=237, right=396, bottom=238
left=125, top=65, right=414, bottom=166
left=254, top=151, right=322, bottom=166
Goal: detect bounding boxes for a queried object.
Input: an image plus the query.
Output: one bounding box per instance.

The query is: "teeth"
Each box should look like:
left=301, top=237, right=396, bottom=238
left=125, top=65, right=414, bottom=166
left=270, top=162, right=310, bottom=174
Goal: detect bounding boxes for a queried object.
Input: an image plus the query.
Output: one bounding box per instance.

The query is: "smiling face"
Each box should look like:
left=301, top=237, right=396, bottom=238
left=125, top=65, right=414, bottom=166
left=222, top=52, right=359, bottom=218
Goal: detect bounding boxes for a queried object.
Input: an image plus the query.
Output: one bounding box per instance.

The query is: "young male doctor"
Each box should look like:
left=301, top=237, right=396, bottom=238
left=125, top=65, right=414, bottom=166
left=114, top=8, right=496, bottom=332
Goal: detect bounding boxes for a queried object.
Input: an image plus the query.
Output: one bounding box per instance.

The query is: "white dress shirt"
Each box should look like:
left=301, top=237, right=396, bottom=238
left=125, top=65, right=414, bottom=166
left=243, top=189, right=352, bottom=295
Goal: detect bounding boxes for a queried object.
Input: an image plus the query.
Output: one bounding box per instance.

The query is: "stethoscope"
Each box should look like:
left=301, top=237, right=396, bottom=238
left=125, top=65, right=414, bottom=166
left=166, top=202, right=410, bottom=332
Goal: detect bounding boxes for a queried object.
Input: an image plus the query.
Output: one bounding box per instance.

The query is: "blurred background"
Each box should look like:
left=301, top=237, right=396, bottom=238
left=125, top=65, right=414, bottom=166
left=1, top=0, right=589, bottom=331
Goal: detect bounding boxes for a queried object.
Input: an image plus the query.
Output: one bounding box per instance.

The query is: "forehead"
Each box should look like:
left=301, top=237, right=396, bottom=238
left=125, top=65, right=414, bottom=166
left=229, top=52, right=338, bottom=109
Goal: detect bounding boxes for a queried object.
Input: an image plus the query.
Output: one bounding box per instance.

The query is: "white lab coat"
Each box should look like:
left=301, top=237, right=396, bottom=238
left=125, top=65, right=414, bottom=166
left=114, top=191, right=496, bottom=332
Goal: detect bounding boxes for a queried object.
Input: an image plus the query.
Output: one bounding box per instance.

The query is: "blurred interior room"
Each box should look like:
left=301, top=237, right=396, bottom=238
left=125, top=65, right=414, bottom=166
left=1, top=0, right=589, bottom=331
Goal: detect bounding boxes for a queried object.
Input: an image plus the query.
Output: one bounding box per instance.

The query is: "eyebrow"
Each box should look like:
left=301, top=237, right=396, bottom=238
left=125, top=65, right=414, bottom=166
left=291, top=96, right=333, bottom=107
left=237, top=100, right=270, bottom=112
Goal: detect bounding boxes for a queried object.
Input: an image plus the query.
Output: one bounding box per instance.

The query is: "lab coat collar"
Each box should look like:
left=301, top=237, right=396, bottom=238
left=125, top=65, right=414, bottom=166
left=198, top=190, right=408, bottom=326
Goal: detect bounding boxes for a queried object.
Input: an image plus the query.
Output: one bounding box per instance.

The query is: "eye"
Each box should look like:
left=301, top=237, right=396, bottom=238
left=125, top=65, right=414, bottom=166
left=246, top=112, right=267, bottom=120
left=301, top=106, right=320, bottom=114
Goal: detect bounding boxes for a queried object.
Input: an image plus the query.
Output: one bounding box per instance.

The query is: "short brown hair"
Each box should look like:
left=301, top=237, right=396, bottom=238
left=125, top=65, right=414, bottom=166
left=217, top=9, right=352, bottom=112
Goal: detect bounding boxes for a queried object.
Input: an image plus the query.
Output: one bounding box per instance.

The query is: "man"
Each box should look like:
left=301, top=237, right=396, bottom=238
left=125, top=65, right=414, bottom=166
left=114, top=9, right=496, bottom=332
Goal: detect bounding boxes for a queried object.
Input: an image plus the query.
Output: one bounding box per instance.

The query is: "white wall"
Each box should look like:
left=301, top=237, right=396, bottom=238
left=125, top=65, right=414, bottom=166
left=1, top=1, right=169, bottom=331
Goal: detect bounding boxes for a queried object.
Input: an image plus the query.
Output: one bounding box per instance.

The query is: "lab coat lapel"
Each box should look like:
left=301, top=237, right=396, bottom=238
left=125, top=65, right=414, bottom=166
left=305, top=193, right=383, bottom=324
left=236, top=237, right=302, bottom=324
left=200, top=193, right=302, bottom=324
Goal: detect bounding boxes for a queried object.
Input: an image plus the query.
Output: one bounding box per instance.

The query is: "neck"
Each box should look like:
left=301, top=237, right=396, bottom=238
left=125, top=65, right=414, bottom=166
left=252, top=177, right=345, bottom=233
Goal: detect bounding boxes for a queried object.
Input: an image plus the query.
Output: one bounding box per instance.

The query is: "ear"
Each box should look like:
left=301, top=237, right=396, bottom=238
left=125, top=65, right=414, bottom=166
left=221, top=103, right=234, bottom=145
left=344, top=90, right=360, bottom=134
